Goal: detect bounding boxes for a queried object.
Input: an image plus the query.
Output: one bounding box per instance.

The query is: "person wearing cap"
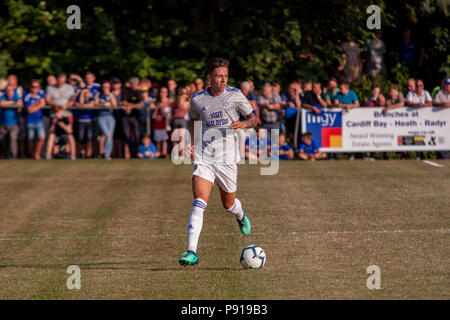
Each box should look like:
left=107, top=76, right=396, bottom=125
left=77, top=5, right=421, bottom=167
left=433, top=78, right=450, bottom=107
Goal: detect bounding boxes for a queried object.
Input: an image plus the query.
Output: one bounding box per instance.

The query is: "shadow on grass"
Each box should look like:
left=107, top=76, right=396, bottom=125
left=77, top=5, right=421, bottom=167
left=0, top=261, right=242, bottom=272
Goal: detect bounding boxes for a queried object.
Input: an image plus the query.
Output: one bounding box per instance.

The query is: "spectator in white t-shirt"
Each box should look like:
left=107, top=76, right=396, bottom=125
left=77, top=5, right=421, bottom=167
left=433, top=78, right=450, bottom=107
left=406, top=79, right=432, bottom=107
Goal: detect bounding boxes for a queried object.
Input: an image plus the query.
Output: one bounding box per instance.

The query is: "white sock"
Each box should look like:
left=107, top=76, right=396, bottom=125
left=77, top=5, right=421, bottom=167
left=187, top=198, right=207, bottom=253
left=226, top=198, right=244, bottom=222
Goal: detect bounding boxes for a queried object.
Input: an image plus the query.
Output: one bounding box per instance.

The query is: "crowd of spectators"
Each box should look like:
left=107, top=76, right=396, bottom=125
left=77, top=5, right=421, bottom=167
left=1, top=71, right=448, bottom=161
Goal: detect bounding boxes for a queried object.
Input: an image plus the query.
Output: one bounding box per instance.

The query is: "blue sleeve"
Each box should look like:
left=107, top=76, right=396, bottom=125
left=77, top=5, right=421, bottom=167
left=351, top=91, right=359, bottom=102
left=138, top=145, right=145, bottom=154
left=299, top=142, right=306, bottom=152
left=150, top=143, right=157, bottom=153
left=312, top=140, right=319, bottom=152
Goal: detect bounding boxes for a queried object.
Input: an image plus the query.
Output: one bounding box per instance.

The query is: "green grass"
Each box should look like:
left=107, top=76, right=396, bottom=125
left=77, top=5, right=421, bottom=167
left=0, top=159, right=449, bottom=299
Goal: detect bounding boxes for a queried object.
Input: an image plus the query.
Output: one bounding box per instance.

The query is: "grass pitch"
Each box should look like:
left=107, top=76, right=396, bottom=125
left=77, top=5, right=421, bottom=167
left=0, top=159, right=449, bottom=299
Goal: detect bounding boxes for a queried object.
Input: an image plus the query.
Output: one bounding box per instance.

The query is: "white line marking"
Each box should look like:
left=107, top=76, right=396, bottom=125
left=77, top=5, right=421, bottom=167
left=0, top=228, right=448, bottom=242
left=422, top=160, right=444, bottom=167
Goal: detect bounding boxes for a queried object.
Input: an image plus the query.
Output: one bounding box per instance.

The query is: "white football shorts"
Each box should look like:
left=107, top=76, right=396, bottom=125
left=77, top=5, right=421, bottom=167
left=192, top=162, right=238, bottom=193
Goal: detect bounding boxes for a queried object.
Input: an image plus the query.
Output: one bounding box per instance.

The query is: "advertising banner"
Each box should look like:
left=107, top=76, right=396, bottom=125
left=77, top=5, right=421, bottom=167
left=301, top=107, right=450, bottom=152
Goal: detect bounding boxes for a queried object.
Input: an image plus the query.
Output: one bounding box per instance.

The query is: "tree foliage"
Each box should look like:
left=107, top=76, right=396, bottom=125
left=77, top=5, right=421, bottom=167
left=0, top=0, right=448, bottom=91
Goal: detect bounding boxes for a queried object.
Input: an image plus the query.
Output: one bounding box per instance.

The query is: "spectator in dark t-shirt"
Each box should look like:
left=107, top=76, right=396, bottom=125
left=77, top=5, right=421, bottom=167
left=122, top=77, right=143, bottom=159
left=45, top=106, right=76, bottom=160
left=396, top=28, right=424, bottom=76
left=302, top=82, right=327, bottom=113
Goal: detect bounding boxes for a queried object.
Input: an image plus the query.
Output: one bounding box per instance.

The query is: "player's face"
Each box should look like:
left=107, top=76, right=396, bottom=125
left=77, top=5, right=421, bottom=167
left=208, top=67, right=228, bottom=92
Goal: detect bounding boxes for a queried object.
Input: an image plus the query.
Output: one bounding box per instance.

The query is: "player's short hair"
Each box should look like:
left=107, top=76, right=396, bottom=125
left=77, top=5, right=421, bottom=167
left=206, top=58, right=230, bottom=74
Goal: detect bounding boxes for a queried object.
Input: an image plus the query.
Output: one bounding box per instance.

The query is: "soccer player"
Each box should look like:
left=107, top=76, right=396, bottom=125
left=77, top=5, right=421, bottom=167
left=179, top=58, right=257, bottom=266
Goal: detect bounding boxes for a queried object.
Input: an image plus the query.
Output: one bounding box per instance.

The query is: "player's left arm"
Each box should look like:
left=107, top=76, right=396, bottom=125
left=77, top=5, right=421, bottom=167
left=231, top=112, right=257, bottom=130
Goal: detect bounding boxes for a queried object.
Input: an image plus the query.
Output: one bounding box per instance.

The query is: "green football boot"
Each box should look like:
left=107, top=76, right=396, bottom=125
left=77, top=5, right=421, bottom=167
left=179, top=250, right=199, bottom=266
left=238, top=213, right=251, bottom=236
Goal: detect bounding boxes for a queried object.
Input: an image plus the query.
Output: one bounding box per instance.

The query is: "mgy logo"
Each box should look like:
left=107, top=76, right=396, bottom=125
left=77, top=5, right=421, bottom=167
left=306, top=112, right=338, bottom=127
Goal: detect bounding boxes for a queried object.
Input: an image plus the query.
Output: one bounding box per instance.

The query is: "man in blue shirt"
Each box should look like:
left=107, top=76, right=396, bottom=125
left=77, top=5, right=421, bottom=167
left=333, top=82, right=360, bottom=112
left=24, top=80, right=47, bottom=157
left=298, top=132, right=326, bottom=161
left=396, top=29, right=424, bottom=74
left=24, top=80, right=47, bottom=159
left=0, top=85, right=22, bottom=158
left=77, top=71, right=100, bottom=158
left=245, top=130, right=271, bottom=162
left=272, top=133, right=294, bottom=160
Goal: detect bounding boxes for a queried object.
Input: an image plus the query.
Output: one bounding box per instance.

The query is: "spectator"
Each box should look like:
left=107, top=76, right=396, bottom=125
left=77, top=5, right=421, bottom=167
left=0, top=84, right=22, bottom=158
left=271, top=81, right=282, bottom=96
left=363, top=82, right=386, bottom=107
left=298, top=132, right=326, bottom=161
left=137, top=134, right=158, bottom=159
left=431, top=76, right=448, bottom=99
left=95, top=81, right=117, bottom=160
left=189, top=82, right=197, bottom=95
left=281, top=82, right=301, bottom=142
left=395, top=28, right=424, bottom=76
left=194, top=78, right=204, bottom=93
left=341, top=34, right=362, bottom=82
left=302, top=82, right=327, bottom=113
left=45, top=106, right=76, bottom=160
left=324, top=77, right=340, bottom=107
left=7, top=74, right=27, bottom=158
left=77, top=72, right=100, bottom=158
left=302, top=80, right=312, bottom=93
left=406, top=79, right=432, bottom=107
left=0, top=78, right=7, bottom=93
left=363, top=29, right=387, bottom=79
left=276, top=133, right=294, bottom=160
left=257, top=83, right=282, bottom=132
left=433, top=78, right=450, bottom=107
left=171, top=88, right=190, bottom=156
left=139, top=78, right=152, bottom=92
left=405, top=78, right=416, bottom=98
left=167, top=79, right=177, bottom=100
left=153, top=86, right=170, bottom=158
left=46, top=75, right=57, bottom=88
left=139, top=89, right=154, bottom=137
left=245, top=129, right=271, bottom=161
left=46, top=73, right=76, bottom=111
left=111, top=77, right=123, bottom=102
left=384, top=84, right=405, bottom=113
left=24, top=80, right=46, bottom=159
left=240, top=81, right=257, bottom=113
left=151, top=82, right=160, bottom=100
left=333, top=82, right=360, bottom=112
left=122, top=77, right=143, bottom=159
left=6, top=74, right=26, bottom=99
left=68, top=74, right=85, bottom=89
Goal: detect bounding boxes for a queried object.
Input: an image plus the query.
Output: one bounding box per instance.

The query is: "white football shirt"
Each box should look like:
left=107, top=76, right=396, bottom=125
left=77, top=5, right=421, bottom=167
left=190, top=86, right=253, bottom=165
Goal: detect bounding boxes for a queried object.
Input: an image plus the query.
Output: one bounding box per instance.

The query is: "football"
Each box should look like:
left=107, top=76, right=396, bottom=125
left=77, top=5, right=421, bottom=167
left=240, top=245, right=266, bottom=269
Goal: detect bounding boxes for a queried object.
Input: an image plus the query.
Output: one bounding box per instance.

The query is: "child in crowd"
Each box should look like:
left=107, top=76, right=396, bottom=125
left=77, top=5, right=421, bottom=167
left=137, top=134, right=158, bottom=159
left=298, top=132, right=327, bottom=161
